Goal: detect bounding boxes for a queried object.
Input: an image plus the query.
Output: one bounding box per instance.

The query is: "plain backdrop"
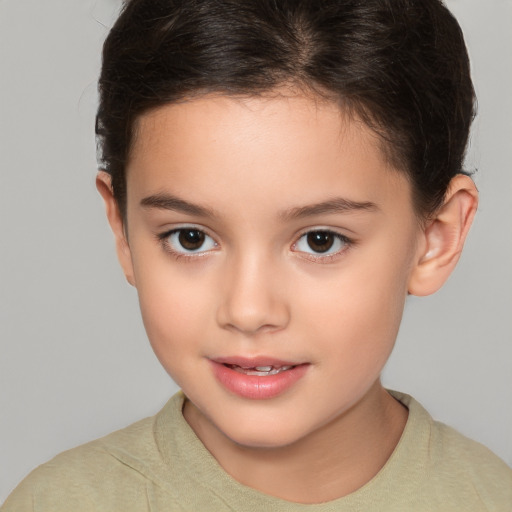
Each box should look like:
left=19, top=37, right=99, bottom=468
left=1, top=0, right=511, bottom=503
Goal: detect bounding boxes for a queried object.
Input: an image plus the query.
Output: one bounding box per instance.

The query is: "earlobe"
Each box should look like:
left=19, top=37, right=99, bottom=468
left=95, top=171, right=136, bottom=287
left=408, top=175, right=478, bottom=296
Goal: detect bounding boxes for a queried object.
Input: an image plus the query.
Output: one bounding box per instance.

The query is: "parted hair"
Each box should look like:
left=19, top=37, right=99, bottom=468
left=96, top=0, right=475, bottom=218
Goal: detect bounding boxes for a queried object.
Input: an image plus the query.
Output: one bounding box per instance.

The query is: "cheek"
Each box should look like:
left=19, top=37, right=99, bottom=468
left=133, top=261, right=213, bottom=370
left=296, top=250, right=410, bottom=364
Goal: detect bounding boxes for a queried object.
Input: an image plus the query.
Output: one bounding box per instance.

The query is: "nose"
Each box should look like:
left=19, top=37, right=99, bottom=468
left=216, top=252, right=290, bottom=336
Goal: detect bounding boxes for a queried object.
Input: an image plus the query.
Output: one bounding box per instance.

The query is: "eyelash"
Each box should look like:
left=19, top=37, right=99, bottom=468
left=292, top=230, right=353, bottom=263
left=156, top=227, right=353, bottom=263
left=157, top=227, right=218, bottom=260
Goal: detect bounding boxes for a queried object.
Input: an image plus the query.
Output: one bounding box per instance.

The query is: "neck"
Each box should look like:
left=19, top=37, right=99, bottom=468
left=183, top=381, right=408, bottom=504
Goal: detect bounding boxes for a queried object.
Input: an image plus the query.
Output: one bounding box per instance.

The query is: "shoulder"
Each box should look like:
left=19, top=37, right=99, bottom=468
left=1, top=396, right=185, bottom=512
left=429, top=419, right=512, bottom=505
left=391, top=391, right=512, bottom=511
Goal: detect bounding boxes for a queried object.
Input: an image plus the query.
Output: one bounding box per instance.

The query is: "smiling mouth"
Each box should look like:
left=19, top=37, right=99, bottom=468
left=225, top=364, right=295, bottom=376
left=211, top=360, right=309, bottom=399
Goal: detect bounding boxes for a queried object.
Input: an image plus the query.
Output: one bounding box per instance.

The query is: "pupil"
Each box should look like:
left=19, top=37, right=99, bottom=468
left=307, top=231, right=334, bottom=253
left=179, top=230, right=205, bottom=250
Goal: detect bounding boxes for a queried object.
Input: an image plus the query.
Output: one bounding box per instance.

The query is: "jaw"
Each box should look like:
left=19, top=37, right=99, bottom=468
left=183, top=379, right=408, bottom=503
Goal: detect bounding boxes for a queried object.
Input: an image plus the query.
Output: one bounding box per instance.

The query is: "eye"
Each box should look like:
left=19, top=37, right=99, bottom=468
left=293, top=230, right=350, bottom=257
left=164, top=228, right=217, bottom=254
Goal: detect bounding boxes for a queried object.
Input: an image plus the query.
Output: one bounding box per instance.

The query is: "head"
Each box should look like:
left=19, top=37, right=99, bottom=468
left=95, top=0, right=478, bottom=448
left=97, top=0, right=476, bottom=220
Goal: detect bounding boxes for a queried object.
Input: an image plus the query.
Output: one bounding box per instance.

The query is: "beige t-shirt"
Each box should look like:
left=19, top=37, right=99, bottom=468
left=2, top=391, right=512, bottom=511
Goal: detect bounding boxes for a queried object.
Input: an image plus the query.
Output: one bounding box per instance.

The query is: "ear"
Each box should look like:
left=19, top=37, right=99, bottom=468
left=96, top=171, right=136, bottom=286
left=408, top=174, right=478, bottom=296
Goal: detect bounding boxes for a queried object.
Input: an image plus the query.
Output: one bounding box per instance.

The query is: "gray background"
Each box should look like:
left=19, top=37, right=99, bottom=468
left=1, top=0, right=511, bottom=502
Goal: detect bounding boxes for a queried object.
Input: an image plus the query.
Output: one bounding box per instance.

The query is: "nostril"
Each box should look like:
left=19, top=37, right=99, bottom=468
left=216, top=268, right=290, bottom=334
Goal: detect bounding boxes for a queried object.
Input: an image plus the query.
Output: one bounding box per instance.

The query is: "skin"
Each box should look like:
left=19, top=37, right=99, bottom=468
left=97, top=91, right=478, bottom=503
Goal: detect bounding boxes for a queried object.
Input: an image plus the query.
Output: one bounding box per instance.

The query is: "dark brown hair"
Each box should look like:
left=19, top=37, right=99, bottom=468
left=96, top=0, right=475, bottom=218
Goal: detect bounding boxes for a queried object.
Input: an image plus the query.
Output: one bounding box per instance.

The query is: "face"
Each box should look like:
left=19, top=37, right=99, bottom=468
left=121, top=92, right=423, bottom=448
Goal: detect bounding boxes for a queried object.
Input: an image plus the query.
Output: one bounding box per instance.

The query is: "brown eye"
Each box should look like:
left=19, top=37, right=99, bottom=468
left=293, top=230, right=350, bottom=258
left=164, top=228, right=216, bottom=254
left=178, top=229, right=206, bottom=250
left=306, top=231, right=335, bottom=253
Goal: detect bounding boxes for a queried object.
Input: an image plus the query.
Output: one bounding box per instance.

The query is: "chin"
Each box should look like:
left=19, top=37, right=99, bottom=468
left=217, top=416, right=310, bottom=450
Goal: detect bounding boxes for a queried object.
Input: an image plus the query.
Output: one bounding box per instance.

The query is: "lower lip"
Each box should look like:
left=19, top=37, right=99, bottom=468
left=210, top=361, right=309, bottom=400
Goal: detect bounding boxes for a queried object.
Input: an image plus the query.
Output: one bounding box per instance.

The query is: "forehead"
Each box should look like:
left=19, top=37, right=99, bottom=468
left=126, top=92, right=411, bottom=217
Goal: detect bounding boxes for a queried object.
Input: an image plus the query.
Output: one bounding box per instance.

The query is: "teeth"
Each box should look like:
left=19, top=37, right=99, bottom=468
left=229, top=364, right=294, bottom=376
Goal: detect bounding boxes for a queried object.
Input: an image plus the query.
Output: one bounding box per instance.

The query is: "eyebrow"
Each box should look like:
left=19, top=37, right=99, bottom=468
left=280, top=197, right=378, bottom=220
left=140, top=193, right=216, bottom=217
left=140, top=193, right=378, bottom=220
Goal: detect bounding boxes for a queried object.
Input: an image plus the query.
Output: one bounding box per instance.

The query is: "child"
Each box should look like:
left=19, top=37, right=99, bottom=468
left=2, top=0, right=511, bottom=510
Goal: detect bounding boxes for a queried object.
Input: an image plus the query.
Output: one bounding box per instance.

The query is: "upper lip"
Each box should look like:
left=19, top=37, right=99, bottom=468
left=210, top=356, right=303, bottom=368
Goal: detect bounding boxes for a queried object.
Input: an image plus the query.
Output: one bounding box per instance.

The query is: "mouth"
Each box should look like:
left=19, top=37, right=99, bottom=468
left=209, top=357, right=309, bottom=399
left=225, top=363, right=295, bottom=377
